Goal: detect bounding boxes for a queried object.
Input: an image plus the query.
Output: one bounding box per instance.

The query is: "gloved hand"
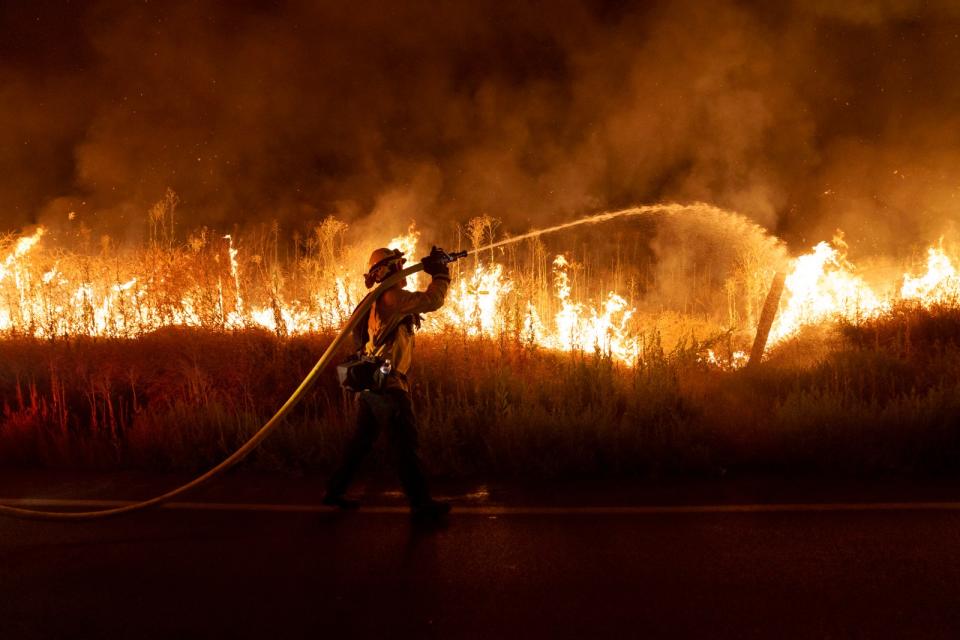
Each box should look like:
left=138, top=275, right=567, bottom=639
left=421, top=245, right=451, bottom=277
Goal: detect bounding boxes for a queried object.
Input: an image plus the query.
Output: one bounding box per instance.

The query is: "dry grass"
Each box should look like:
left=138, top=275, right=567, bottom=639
left=2, top=303, right=959, bottom=478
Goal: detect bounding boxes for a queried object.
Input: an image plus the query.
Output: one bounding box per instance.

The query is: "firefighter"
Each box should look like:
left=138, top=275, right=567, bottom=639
left=323, top=245, right=452, bottom=517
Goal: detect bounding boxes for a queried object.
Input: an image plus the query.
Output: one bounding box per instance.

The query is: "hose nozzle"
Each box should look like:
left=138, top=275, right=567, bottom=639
left=441, top=249, right=468, bottom=264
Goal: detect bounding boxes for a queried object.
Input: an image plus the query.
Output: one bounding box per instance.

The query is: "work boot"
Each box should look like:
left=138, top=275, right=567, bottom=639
left=410, top=499, right=451, bottom=519
left=322, top=493, right=361, bottom=510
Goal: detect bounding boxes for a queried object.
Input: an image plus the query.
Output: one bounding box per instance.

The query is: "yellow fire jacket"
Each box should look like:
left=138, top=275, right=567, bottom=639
left=364, top=273, right=450, bottom=392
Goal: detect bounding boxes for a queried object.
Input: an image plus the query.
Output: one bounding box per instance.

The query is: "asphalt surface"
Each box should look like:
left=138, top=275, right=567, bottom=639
left=3, top=472, right=960, bottom=639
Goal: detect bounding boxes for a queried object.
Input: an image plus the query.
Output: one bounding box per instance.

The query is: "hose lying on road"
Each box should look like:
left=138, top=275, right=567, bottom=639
left=0, top=262, right=426, bottom=521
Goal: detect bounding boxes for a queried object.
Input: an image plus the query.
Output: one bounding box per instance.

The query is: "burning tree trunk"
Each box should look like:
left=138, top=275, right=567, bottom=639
left=748, top=271, right=786, bottom=367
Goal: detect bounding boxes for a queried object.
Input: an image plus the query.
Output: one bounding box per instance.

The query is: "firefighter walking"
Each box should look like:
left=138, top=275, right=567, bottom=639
left=324, top=245, right=453, bottom=518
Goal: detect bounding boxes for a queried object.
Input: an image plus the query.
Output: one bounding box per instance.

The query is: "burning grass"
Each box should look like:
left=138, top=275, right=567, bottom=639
left=0, top=199, right=791, bottom=367
left=2, top=196, right=960, bottom=478
left=2, top=301, right=960, bottom=478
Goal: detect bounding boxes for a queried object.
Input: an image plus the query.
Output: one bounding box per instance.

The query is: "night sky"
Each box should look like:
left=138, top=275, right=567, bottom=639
left=2, top=0, right=960, bottom=251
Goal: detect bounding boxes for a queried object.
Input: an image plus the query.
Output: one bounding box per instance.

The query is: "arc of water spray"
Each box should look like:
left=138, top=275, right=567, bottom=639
left=467, top=202, right=788, bottom=270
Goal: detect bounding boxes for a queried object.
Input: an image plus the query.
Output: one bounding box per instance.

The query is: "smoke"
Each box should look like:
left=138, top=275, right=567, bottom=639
left=1, top=0, right=959, bottom=254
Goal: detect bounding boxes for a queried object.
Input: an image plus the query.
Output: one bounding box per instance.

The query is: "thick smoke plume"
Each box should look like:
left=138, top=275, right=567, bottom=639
left=2, top=0, right=959, bottom=251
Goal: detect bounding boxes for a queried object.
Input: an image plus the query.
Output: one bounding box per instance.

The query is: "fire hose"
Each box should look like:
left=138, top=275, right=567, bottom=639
left=0, top=255, right=461, bottom=521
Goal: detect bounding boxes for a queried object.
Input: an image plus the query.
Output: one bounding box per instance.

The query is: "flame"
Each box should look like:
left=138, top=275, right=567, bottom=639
left=1, top=217, right=957, bottom=368
left=768, top=238, right=960, bottom=347
left=520, top=255, right=639, bottom=363
left=0, top=227, right=45, bottom=284
left=703, top=349, right=749, bottom=370
left=439, top=259, right=513, bottom=337
left=0, top=222, right=648, bottom=363
left=388, top=223, right=422, bottom=291
left=0, top=217, right=589, bottom=350
left=768, top=240, right=888, bottom=344
left=900, top=245, right=959, bottom=304
left=224, top=234, right=243, bottom=321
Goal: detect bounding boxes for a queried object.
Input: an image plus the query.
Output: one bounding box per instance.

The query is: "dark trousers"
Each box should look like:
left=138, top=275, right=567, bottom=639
left=326, top=389, right=431, bottom=505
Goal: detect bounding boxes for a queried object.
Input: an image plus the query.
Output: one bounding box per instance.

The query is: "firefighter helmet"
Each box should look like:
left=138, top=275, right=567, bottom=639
left=364, top=247, right=405, bottom=288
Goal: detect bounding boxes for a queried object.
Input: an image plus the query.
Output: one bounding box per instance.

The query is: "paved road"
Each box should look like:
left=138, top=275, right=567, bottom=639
left=3, top=474, right=960, bottom=638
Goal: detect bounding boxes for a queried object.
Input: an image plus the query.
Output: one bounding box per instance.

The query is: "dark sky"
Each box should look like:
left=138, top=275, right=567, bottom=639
left=2, top=0, right=960, bottom=251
